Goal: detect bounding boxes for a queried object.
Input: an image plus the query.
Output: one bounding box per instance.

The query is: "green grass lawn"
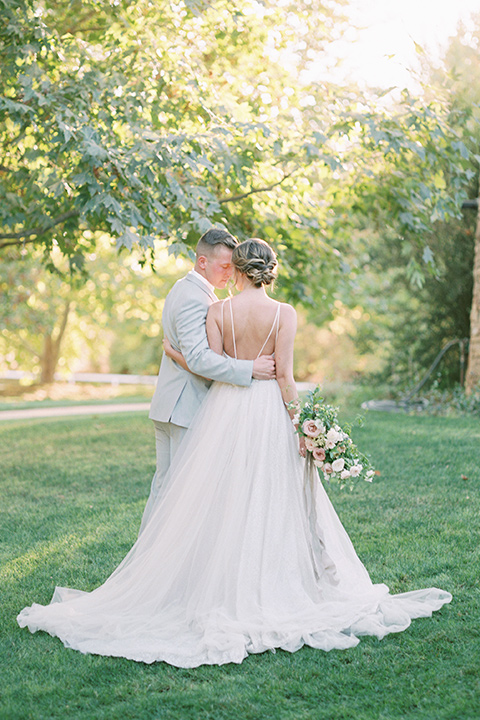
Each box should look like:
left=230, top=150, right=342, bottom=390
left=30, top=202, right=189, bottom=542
left=1, top=410, right=479, bottom=720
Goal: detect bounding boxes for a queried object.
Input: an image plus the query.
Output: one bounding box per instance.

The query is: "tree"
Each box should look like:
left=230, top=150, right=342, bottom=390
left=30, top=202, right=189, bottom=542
left=0, top=238, right=187, bottom=381
left=440, top=14, right=480, bottom=393
left=349, top=212, right=475, bottom=391
left=342, top=15, right=480, bottom=393
left=1, top=249, right=74, bottom=382
left=0, top=0, right=472, bottom=311
left=465, top=194, right=480, bottom=393
left=424, top=14, right=480, bottom=392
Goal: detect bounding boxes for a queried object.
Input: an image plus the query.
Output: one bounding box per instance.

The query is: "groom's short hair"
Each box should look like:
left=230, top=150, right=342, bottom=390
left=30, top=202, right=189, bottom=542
left=196, top=228, right=238, bottom=258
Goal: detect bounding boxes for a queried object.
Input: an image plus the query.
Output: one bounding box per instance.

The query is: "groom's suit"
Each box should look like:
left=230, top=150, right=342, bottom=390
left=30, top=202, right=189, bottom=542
left=149, top=270, right=252, bottom=428
left=140, top=270, right=253, bottom=532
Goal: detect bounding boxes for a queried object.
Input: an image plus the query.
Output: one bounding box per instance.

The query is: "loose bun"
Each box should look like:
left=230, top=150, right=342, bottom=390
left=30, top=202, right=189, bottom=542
left=232, top=238, right=277, bottom=287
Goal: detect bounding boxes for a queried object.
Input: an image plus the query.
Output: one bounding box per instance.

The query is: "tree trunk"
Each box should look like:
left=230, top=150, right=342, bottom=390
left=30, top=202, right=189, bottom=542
left=40, top=335, right=57, bottom=384
left=465, top=192, right=480, bottom=394
left=39, top=299, right=71, bottom=384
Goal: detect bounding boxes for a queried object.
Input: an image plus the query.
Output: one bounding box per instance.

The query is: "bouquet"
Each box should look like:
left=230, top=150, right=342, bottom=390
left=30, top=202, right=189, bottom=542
left=290, top=386, right=375, bottom=489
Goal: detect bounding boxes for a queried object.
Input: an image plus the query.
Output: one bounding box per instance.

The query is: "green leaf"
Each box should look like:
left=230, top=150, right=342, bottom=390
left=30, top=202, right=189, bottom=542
left=116, top=228, right=139, bottom=250
left=422, top=246, right=434, bottom=265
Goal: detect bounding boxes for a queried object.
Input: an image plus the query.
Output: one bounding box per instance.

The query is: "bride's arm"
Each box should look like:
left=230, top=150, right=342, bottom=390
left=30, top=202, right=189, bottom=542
left=275, top=304, right=298, bottom=411
left=162, top=337, right=191, bottom=372
left=275, top=304, right=306, bottom=456
left=205, top=303, right=223, bottom=355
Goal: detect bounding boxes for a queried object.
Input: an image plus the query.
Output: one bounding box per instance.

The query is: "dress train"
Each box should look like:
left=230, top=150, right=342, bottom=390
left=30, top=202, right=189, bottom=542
left=17, top=380, right=451, bottom=667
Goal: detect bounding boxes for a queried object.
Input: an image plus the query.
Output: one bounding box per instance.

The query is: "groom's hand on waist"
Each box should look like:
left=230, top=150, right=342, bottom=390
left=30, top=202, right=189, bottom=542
left=252, top=355, right=275, bottom=380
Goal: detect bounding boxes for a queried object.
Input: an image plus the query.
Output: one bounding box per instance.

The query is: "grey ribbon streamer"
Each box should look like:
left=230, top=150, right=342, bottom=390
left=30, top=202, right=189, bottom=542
left=303, top=454, right=339, bottom=586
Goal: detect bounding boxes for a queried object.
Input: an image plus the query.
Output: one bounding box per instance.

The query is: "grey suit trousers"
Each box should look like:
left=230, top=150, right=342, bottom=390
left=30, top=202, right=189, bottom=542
left=138, top=420, right=187, bottom=535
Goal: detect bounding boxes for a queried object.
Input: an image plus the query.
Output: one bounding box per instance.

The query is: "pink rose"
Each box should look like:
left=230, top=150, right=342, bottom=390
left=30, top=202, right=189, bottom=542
left=323, top=463, right=333, bottom=474
left=312, top=447, right=326, bottom=462
left=302, top=420, right=321, bottom=438
left=305, top=437, right=317, bottom=452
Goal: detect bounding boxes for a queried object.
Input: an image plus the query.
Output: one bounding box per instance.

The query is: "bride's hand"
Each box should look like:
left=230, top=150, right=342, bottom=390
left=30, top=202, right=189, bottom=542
left=299, top=436, right=306, bottom=458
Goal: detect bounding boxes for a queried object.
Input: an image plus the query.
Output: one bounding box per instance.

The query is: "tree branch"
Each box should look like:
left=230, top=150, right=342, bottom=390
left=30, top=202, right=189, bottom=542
left=0, top=209, right=80, bottom=249
left=218, top=171, right=295, bottom=204
left=0, top=236, right=41, bottom=250
left=10, top=126, right=28, bottom=148
left=65, top=9, right=102, bottom=35
left=1, top=331, right=40, bottom=358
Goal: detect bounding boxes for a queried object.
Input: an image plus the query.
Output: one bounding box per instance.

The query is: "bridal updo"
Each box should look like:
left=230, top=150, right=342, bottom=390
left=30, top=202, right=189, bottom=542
left=232, top=238, right=278, bottom=287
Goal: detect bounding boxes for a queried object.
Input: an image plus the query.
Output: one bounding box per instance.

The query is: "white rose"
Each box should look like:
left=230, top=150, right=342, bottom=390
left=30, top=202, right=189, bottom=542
left=305, top=437, right=317, bottom=452
left=340, top=469, right=351, bottom=480
left=349, top=464, right=363, bottom=477
left=325, top=439, right=336, bottom=449
left=332, top=458, right=345, bottom=473
left=326, top=428, right=341, bottom=445
left=366, top=469, right=375, bottom=477
left=313, top=459, right=324, bottom=468
left=314, top=420, right=326, bottom=434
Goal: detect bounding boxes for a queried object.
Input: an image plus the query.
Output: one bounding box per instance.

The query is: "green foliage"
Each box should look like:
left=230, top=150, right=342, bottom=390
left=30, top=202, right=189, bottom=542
left=352, top=209, right=475, bottom=391
left=411, top=382, right=480, bottom=417
left=0, top=237, right=187, bottom=377
left=340, top=15, right=480, bottom=392
left=0, top=0, right=473, bottom=312
left=1, top=411, right=479, bottom=719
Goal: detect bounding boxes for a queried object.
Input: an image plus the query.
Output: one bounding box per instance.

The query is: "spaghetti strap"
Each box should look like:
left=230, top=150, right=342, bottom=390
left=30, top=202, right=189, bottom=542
left=256, top=303, right=281, bottom=359
left=229, top=299, right=237, bottom=359
left=221, top=299, right=226, bottom=347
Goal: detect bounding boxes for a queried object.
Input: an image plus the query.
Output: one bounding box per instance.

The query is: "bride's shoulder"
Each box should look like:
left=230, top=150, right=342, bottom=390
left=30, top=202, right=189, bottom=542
left=277, top=301, right=297, bottom=330
left=206, top=299, right=225, bottom=319
left=278, top=301, right=296, bottom=319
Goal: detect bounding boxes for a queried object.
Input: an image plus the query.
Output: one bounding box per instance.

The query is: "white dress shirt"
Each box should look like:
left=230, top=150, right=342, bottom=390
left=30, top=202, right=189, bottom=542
left=190, top=269, right=215, bottom=294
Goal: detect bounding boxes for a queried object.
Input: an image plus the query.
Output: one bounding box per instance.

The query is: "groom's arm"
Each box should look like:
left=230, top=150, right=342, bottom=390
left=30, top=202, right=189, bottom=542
left=175, top=296, right=253, bottom=386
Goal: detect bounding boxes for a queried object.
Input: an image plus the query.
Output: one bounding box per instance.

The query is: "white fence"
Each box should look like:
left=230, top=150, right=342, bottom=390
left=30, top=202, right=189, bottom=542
left=0, top=370, right=157, bottom=385
left=1, top=370, right=314, bottom=391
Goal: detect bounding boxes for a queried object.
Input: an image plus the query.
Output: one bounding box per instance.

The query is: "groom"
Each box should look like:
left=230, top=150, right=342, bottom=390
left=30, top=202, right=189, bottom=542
left=140, top=228, right=275, bottom=530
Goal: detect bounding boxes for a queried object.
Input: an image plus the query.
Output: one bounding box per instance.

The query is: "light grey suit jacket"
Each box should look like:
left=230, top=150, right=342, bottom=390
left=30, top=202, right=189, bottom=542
left=149, top=271, right=253, bottom=428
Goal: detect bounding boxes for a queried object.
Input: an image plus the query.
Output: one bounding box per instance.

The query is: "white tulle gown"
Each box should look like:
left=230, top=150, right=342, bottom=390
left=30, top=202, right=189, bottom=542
left=17, top=317, right=451, bottom=667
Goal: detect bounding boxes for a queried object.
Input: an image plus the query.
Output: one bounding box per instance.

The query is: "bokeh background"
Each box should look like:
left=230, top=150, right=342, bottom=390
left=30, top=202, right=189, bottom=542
left=1, top=0, right=479, bottom=408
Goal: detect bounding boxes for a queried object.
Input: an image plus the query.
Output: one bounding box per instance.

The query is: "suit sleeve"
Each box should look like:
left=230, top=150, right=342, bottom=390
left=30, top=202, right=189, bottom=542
left=175, top=295, right=253, bottom=386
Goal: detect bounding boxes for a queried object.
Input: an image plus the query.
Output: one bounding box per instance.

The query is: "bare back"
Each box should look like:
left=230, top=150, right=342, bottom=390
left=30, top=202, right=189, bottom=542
left=220, top=294, right=281, bottom=360
left=206, top=287, right=298, bottom=413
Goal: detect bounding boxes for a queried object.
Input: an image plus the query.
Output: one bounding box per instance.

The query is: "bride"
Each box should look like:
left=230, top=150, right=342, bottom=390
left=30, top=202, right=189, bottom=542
left=17, top=238, right=451, bottom=667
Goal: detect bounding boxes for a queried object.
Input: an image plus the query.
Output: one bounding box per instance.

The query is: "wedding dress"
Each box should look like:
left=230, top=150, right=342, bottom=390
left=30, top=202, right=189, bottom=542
left=17, top=306, right=451, bottom=667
